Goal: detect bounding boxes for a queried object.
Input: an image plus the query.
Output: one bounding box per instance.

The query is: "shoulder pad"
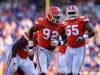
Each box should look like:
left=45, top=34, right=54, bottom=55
left=64, top=18, right=69, bottom=21
left=80, top=16, right=85, bottom=19
left=80, top=16, right=89, bottom=22
left=35, top=17, right=44, bottom=25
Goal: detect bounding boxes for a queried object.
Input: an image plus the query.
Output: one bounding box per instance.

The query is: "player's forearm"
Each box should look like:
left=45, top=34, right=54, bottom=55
left=84, top=22, right=95, bottom=39
left=87, top=30, right=95, bottom=38
left=29, top=26, right=38, bottom=40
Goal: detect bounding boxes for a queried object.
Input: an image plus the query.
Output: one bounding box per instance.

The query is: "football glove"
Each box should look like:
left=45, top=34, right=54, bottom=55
left=50, top=39, right=59, bottom=47
left=76, top=34, right=88, bottom=43
left=76, top=36, right=84, bottom=43
left=50, top=39, right=64, bottom=47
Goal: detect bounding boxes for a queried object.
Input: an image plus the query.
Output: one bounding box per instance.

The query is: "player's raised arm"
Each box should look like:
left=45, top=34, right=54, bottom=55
left=28, top=19, right=41, bottom=50
left=26, top=26, right=38, bottom=52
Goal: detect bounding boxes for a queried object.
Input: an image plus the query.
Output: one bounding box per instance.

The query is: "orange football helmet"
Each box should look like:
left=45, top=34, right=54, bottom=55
left=47, top=6, right=62, bottom=24
left=66, top=5, right=79, bottom=20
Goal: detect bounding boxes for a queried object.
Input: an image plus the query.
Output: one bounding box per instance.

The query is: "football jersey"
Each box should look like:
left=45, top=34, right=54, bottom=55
left=56, top=45, right=67, bottom=54
left=65, top=16, right=89, bottom=48
left=35, top=18, right=65, bottom=50
left=16, top=33, right=29, bottom=58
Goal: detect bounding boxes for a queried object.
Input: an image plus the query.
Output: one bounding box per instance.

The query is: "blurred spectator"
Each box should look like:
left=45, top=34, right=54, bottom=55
left=94, top=23, right=100, bottom=48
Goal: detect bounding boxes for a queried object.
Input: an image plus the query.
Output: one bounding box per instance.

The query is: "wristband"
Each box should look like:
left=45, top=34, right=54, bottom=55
left=83, top=34, right=88, bottom=39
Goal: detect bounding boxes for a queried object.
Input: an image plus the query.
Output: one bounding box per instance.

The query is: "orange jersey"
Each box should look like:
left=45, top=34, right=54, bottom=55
left=16, top=33, right=31, bottom=58
left=35, top=18, right=65, bottom=50
left=16, top=32, right=37, bottom=58
left=56, top=45, right=67, bottom=54
left=65, top=16, right=89, bottom=48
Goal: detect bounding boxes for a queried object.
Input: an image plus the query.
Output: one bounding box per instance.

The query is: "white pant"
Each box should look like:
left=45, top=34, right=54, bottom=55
left=36, top=46, right=54, bottom=74
left=65, top=46, right=85, bottom=74
left=58, top=53, right=67, bottom=73
left=7, top=55, right=36, bottom=75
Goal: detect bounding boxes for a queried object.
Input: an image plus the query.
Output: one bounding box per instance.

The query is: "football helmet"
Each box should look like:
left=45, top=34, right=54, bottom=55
left=47, top=6, right=62, bottom=24
left=66, top=5, right=79, bottom=20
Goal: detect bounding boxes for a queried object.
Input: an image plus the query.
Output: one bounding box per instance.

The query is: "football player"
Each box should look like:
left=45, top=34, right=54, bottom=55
left=28, top=6, right=66, bottom=75
left=6, top=32, right=36, bottom=75
left=64, top=5, right=95, bottom=75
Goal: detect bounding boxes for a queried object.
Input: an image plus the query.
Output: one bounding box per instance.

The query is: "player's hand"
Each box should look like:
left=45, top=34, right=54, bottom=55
left=76, top=36, right=84, bottom=43
left=50, top=39, right=59, bottom=47
left=28, top=49, right=34, bottom=56
left=28, top=40, right=34, bottom=49
left=11, top=57, right=17, bottom=64
left=9, top=57, right=18, bottom=72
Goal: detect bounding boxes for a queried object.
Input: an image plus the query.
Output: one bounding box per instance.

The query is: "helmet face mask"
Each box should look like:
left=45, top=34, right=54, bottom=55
left=47, top=6, right=62, bottom=24
left=51, top=13, right=61, bottom=24
left=66, top=5, right=79, bottom=20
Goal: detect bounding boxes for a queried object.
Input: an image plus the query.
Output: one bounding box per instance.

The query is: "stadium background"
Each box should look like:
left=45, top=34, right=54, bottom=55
left=0, top=0, right=99, bottom=75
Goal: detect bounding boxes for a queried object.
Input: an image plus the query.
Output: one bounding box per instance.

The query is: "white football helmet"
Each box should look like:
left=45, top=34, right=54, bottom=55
left=66, top=5, right=79, bottom=20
